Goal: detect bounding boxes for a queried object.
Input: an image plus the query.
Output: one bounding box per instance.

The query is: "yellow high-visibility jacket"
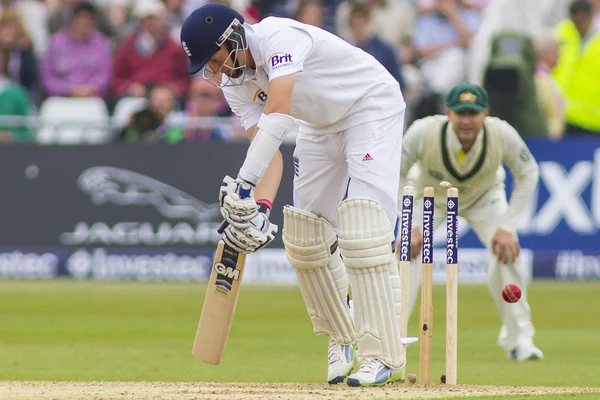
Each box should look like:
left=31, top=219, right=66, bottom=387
left=553, top=20, right=600, bottom=132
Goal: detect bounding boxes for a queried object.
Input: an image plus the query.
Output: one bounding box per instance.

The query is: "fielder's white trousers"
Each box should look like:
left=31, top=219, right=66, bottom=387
left=292, top=112, right=405, bottom=229
left=405, top=183, right=536, bottom=352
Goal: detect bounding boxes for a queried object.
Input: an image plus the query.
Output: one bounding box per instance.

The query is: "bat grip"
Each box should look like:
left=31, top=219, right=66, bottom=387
left=217, top=182, right=253, bottom=234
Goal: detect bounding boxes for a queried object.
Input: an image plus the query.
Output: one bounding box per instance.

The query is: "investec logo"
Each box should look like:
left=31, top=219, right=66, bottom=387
left=517, top=149, right=600, bottom=234
left=422, top=198, right=433, bottom=263
left=399, top=196, right=412, bottom=261
left=446, top=198, right=457, bottom=264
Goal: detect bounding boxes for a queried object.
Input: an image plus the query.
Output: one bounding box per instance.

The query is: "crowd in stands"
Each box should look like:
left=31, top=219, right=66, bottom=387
left=0, top=0, right=599, bottom=144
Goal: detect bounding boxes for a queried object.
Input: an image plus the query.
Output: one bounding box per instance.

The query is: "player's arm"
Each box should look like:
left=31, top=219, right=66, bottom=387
left=499, top=122, right=540, bottom=234
left=245, top=123, right=283, bottom=206
left=220, top=110, right=290, bottom=254
left=491, top=121, right=539, bottom=264
left=237, top=27, right=310, bottom=189
left=243, top=73, right=296, bottom=204
left=237, top=74, right=296, bottom=196
left=218, top=86, right=290, bottom=254
left=220, top=28, right=308, bottom=253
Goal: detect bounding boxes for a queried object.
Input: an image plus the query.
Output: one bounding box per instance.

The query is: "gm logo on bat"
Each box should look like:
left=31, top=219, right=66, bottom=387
left=214, top=262, right=240, bottom=281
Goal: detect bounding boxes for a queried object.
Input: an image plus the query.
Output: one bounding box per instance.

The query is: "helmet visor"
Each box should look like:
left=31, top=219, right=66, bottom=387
left=202, top=30, right=248, bottom=88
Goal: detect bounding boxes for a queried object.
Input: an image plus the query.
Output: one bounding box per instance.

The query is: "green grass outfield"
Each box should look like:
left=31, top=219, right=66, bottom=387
left=456, top=397, right=600, bottom=400
left=439, top=396, right=600, bottom=400
left=0, top=280, right=599, bottom=399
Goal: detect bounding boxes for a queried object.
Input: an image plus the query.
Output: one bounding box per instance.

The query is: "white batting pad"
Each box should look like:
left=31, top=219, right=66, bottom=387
left=390, top=256, right=403, bottom=331
left=282, top=206, right=355, bottom=345
left=337, top=197, right=405, bottom=369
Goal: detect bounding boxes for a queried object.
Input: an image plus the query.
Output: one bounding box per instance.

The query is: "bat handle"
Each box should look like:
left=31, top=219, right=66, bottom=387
left=217, top=182, right=253, bottom=234
left=238, top=182, right=252, bottom=199
left=217, top=220, right=228, bottom=234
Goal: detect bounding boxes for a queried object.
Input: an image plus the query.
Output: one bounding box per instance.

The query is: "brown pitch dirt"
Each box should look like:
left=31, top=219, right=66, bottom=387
left=0, top=382, right=599, bottom=400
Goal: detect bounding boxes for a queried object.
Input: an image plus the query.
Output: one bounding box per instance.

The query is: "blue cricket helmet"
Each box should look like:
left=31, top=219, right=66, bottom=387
left=180, top=4, right=246, bottom=75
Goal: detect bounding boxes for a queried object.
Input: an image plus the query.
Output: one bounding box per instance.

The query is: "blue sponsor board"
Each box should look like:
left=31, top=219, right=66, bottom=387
left=0, top=248, right=214, bottom=281
left=0, top=139, right=597, bottom=282
left=457, top=137, right=600, bottom=251
left=534, top=250, right=600, bottom=280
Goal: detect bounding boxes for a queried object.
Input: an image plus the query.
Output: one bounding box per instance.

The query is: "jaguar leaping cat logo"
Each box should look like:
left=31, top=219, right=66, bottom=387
left=77, top=166, right=221, bottom=222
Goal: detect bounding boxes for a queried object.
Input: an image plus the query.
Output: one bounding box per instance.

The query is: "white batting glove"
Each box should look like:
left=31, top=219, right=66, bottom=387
left=222, top=211, right=278, bottom=254
left=219, top=175, right=258, bottom=229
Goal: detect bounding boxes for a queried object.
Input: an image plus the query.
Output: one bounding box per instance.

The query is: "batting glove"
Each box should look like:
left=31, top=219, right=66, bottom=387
left=222, top=205, right=278, bottom=254
left=219, top=175, right=258, bottom=229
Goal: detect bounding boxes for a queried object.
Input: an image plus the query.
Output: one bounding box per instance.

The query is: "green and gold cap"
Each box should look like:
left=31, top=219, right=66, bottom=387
left=446, top=82, right=489, bottom=112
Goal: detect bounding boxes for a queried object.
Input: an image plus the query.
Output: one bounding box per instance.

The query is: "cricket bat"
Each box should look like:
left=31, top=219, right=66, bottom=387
left=193, top=183, right=252, bottom=364
left=192, top=239, right=246, bottom=364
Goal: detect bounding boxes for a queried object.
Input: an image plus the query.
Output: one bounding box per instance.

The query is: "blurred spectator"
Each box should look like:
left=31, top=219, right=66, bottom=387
left=112, top=1, right=189, bottom=101
left=483, top=32, right=548, bottom=136
left=0, top=0, right=49, bottom=57
left=0, top=9, right=38, bottom=92
left=48, top=0, right=115, bottom=41
left=553, top=0, right=600, bottom=135
left=255, top=0, right=336, bottom=31
left=41, top=2, right=112, bottom=99
left=468, top=0, right=572, bottom=85
left=99, top=0, right=132, bottom=40
left=0, top=49, right=32, bottom=142
left=181, top=0, right=257, bottom=22
left=347, top=3, right=404, bottom=87
left=336, top=0, right=415, bottom=54
left=164, top=0, right=187, bottom=42
left=533, top=31, right=566, bottom=139
left=294, top=0, right=324, bottom=28
left=596, top=0, right=600, bottom=28
left=461, top=0, right=490, bottom=10
left=184, top=77, right=243, bottom=141
left=101, top=0, right=239, bottom=48
left=119, top=84, right=185, bottom=143
left=413, top=0, right=480, bottom=102
left=417, top=0, right=490, bottom=13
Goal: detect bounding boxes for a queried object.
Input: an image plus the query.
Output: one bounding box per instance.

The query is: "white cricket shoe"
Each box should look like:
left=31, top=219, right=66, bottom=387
left=346, top=357, right=403, bottom=387
left=327, top=337, right=356, bottom=384
left=508, top=341, right=544, bottom=361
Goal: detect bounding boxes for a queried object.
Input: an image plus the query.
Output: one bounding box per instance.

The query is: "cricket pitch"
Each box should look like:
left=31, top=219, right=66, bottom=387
left=1, top=382, right=599, bottom=400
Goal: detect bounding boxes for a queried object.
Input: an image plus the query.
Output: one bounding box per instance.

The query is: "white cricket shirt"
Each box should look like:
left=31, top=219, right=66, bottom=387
left=222, top=17, right=406, bottom=135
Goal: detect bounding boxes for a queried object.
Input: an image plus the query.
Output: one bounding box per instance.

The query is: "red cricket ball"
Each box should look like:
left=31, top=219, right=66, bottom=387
left=502, top=283, right=522, bottom=303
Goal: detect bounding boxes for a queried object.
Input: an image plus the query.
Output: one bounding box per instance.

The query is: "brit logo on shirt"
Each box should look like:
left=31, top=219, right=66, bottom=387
left=269, top=52, right=293, bottom=70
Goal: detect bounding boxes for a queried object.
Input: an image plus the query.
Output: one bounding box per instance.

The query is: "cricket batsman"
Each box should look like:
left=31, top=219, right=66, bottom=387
left=180, top=4, right=406, bottom=386
left=399, top=82, right=544, bottom=361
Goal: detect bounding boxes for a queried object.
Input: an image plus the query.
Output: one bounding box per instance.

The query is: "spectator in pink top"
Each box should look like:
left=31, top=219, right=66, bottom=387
left=41, top=1, right=112, bottom=99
